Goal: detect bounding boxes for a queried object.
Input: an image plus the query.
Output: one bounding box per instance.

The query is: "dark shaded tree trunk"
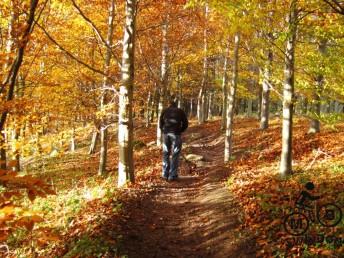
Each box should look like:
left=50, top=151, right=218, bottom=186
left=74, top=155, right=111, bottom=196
left=308, top=40, right=327, bottom=134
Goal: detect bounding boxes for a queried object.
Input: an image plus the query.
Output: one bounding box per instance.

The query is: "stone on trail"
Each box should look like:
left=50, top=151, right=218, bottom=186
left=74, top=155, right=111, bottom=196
left=185, top=154, right=204, bottom=162
left=147, top=141, right=156, bottom=147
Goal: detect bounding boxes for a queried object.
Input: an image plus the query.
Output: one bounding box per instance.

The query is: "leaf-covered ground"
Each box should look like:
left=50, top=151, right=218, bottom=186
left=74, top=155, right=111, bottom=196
left=2, top=117, right=343, bottom=257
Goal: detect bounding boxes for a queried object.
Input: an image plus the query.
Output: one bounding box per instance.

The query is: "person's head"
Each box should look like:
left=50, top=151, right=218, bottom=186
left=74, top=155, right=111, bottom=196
left=305, top=182, right=315, bottom=191
left=169, top=96, right=177, bottom=107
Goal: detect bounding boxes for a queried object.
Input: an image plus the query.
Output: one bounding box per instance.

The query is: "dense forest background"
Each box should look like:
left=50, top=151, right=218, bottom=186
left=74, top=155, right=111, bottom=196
left=0, top=0, right=343, bottom=257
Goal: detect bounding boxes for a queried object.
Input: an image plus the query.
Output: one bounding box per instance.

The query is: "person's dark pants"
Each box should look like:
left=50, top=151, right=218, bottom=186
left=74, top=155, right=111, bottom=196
left=162, top=133, right=182, bottom=179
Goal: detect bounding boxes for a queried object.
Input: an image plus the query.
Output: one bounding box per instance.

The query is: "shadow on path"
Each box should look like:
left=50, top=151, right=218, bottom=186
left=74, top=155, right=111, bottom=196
left=116, top=121, right=256, bottom=258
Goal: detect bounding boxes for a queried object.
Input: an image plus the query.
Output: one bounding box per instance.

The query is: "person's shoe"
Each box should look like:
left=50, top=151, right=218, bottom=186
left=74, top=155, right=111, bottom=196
left=161, top=175, right=168, bottom=181
left=168, top=175, right=179, bottom=181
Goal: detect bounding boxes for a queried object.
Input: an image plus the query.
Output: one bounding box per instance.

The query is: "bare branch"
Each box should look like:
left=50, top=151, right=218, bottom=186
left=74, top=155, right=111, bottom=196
left=70, top=0, right=122, bottom=69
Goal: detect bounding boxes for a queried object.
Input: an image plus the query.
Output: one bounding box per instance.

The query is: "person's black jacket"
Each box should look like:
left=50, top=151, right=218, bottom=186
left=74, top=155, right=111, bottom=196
left=159, top=104, right=188, bottom=135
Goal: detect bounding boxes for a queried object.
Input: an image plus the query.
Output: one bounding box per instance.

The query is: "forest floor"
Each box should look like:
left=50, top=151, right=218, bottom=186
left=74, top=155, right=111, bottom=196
left=115, top=120, right=256, bottom=258
left=5, top=117, right=343, bottom=257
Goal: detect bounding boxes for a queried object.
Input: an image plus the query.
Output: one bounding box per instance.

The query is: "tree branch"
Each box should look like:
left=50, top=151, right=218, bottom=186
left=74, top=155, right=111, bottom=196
left=34, top=20, right=117, bottom=83
left=70, top=0, right=122, bottom=69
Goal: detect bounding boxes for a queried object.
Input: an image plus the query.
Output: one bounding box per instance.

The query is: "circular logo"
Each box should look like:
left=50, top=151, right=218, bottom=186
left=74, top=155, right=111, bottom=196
left=283, top=212, right=309, bottom=236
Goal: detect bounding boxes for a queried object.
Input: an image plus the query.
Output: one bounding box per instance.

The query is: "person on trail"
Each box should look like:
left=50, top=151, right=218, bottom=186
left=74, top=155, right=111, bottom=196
left=295, top=182, right=320, bottom=210
left=159, top=98, right=188, bottom=181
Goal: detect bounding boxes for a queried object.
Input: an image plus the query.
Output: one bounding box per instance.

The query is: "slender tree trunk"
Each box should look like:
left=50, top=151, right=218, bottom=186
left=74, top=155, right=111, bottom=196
left=221, top=44, right=230, bottom=130
left=150, top=84, right=158, bottom=122
left=89, top=129, right=99, bottom=154
left=13, top=128, right=20, bottom=172
left=280, top=0, right=297, bottom=177
left=208, top=92, right=213, bottom=120
left=0, top=0, right=38, bottom=170
left=257, top=84, right=262, bottom=120
left=118, top=0, right=137, bottom=187
left=308, top=40, right=327, bottom=134
left=146, top=91, right=152, bottom=127
left=260, top=50, right=273, bottom=129
left=0, top=133, right=6, bottom=169
left=157, top=15, right=169, bottom=147
left=189, top=98, right=194, bottom=118
left=224, top=32, right=240, bottom=162
left=198, top=4, right=209, bottom=124
left=301, top=96, right=308, bottom=115
left=70, top=126, right=76, bottom=152
left=99, top=0, right=116, bottom=176
left=177, top=69, right=182, bottom=109
left=247, top=99, right=253, bottom=117
left=1, top=1, right=16, bottom=170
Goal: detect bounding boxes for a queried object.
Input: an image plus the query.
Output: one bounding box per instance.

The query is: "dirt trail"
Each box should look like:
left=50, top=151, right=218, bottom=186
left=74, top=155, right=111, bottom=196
left=117, top=122, right=256, bottom=258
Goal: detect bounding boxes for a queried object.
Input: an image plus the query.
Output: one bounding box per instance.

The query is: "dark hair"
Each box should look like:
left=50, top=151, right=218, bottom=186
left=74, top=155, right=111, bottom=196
left=169, top=96, right=177, bottom=106
left=305, top=182, right=315, bottom=190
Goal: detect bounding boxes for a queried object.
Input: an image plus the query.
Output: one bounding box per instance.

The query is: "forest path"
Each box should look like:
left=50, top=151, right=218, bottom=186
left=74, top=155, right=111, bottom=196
left=117, top=121, right=256, bottom=258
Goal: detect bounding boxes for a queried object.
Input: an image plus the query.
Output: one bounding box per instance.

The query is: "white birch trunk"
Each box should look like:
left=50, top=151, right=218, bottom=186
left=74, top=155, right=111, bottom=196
left=221, top=44, right=230, bottom=130
left=118, top=0, right=137, bottom=187
left=224, top=32, right=240, bottom=162
left=157, top=15, right=169, bottom=147
left=197, top=4, right=209, bottom=124
left=260, top=50, right=273, bottom=129
left=280, top=0, right=297, bottom=177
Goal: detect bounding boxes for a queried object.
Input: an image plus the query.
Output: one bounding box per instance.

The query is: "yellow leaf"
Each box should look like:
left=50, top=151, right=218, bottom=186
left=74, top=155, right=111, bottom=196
left=0, top=205, right=15, bottom=215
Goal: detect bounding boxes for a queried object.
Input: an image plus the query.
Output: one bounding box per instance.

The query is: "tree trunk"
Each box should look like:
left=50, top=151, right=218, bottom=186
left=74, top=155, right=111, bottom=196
left=99, top=0, right=116, bottom=176
left=197, top=4, right=209, bottom=124
left=308, top=40, right=327, bottom=134
left=89, top=130, right=99, bottom=154
left=177, top=67, right=182, bottom=109
left=150, top=84, right=159, bottom=122
left=0, top=0, right=38, bottom=170
left=247, top=99, right=253, bottom=117
left=257, top=84, right=262, bottom=120
left=70, top=126, right=76, bottom=152
left=146, top=91, right=152, bottom=127
left=118, top=0, right=137, bottom=187
left=280, top=0, right=297, bottom=177
left=260, top=50, right=273, bottom=129
left=208, top=92, right=213, bottom=120
left=0, top=133, right=6, bottom=169
left=157, top=15, right=169, bottom=147
left=221, top=44, right=230, bottom=130
left=224, top=32, right=240, bottom=162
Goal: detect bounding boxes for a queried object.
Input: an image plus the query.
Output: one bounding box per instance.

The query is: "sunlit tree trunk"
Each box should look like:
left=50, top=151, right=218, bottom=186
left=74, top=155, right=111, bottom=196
left=99, top=0, right=116, bottom=176
left=280, top=0, right=297, bottom=177
left=208, top=91, right=213, bottom=120
left=224, top=32, right=240, bottom=162
left=88, top=129, right=99, bottom=154
left=145, top=91, right=152, bottom=127
left=221, top=44, right=230, bottom=130
left=197, top=4, right=209, bottom=124
left=118, top=0, right=137, bottom=187
left=157, top=15, right=169, bottom=147
left=257, top=84, right=262, bottom=120
left=70, top=126, right=76, bottom=152
left=308, top=40, right=327, bottom=134
left=177, top=68, right=182, bottom=109
left=260, top=49, right=273, bottom=129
